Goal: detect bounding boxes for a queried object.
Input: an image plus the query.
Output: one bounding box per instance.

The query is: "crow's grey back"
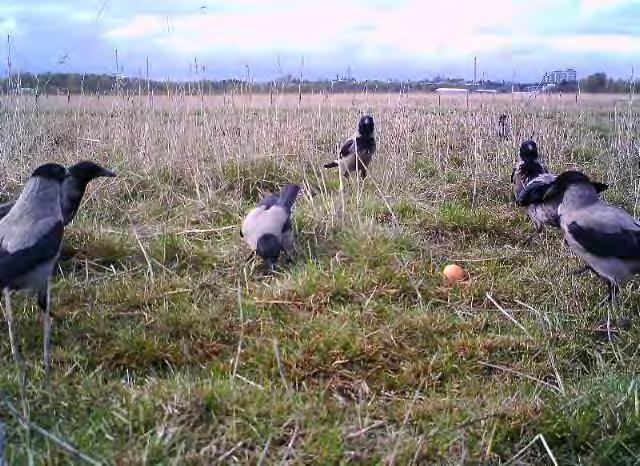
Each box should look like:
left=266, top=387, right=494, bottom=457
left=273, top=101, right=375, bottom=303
left=0, top=177, right=63, bottom=252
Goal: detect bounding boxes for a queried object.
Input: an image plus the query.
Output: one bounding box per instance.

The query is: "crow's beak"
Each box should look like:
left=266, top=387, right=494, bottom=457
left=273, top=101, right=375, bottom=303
left=593, top=182, right=608, bottom=193
left=542, top=184, right=559, bottom=201
left=265, top=259, right=277, bottom=273
left=100, top=167, right=117, bottom=178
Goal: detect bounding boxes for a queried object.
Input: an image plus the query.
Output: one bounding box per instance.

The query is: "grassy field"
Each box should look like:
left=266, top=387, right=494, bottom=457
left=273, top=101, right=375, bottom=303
left=1, top=91, right=640, bottom=464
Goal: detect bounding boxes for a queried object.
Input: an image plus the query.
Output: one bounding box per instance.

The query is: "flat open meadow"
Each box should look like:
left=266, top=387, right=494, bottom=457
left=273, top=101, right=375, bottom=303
left=1, top=90, right=640, bottom=464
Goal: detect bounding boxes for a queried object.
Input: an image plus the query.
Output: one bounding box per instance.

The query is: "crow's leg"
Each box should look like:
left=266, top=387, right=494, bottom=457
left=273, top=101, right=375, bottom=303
left=2, top=289, right=19, bottom=363
left=521, top=232, right=537, bottom=246
left=598, top=280, right=620, bottom=307
left=607, top=281, right=620, bottom=304
left=37, top=282, right=52, bottom=377
left=572, top=264, right=594, bottom=276
left=3, top=288, right=25, bottom=387
left=521, top=223, right=542, bottom=246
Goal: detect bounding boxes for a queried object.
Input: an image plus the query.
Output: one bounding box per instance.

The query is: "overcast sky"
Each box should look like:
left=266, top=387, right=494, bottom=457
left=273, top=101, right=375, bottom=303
left=1, top=0, right=639, bottom=81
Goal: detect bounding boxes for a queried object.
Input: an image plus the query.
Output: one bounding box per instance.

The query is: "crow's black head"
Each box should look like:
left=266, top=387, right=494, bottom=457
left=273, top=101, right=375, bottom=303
left=358, top=115, right=374, bottom=137
left=68, top=161, right=116, bottom=183
left=519, top=140, right=538, bottom=161
left=32, top=163, right=68, bottom=183
left=256, top=233, right=282, bottom=272
left=554, top=170, right=594, bottom=189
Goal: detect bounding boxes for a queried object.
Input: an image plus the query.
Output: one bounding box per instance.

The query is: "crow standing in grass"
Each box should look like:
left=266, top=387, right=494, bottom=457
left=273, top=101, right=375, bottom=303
left=497, top=114, right=509, bottom=140
left=516, top=173, right=562, bottom=232
left=0, top=161, right=116, bottom=225
left=543, top=170, right=637, bottom=303
left=511, top=140, right=555, bottom=239
left=0, top=163, right=67, bottom=374
left=517, top=172, right=608, bottom=233
left=323, top=115, right=376, bottom=178
left=511, top=140, right=546, bottom=199
left=241, top=184, right=300, bottom=272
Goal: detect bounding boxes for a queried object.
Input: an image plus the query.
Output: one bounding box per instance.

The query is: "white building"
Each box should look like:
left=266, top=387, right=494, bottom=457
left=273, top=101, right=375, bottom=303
left=542, top=69, right=577, bottom=84
left=435, top=87, right=468, bottom=95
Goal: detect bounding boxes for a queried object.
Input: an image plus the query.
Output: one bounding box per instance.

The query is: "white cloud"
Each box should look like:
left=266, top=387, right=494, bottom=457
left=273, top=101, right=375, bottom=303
left=107, top=0, right=638, bottom=62
left=5, top=0, right=640, bottom=79
left=579, top=0, right=631, bottom=15
left=549, top=34, right=640, bottom=55
left=105, top=0, right=522, bottom=57
left=356, top=0, right=516, bottom=58
left=0, top=17, right=17, bottom=35
left=106, top=14, right=167, bottom=39
left=98, top=0, right=638, bottom=78
left=106, top=2, right=363, bottom=54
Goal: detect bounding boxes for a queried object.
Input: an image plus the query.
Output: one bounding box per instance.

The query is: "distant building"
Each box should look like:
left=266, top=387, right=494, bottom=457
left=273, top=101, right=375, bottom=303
left=435, top=87, right=468, bottom=95
left=542, top=69, right=577, bottom=84
left=522, top=83, right=557, bottom=93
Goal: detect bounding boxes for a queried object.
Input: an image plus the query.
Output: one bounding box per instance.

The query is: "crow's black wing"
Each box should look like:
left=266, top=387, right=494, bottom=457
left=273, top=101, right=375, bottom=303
left=516, top=178, right=554, bottom=206
left=339, top=138, right=355, bottom=158
left=568, top=221, right=640, bottom=259
left=278, top=184, right=300, bottom=212
left=282, top=218, right=292, bottom=234
left=257, top=194, right=279, bottom=209
left=0, top=222, right=64, bottom=287
left=259, top=185, right=299, bottom=213
left=0, top=201, right=15, bottom=220
left=355, top=135, right=375, bottom=153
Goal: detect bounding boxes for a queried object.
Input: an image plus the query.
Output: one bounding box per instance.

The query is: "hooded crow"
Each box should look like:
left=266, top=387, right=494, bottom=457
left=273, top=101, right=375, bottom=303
left=0, top=163, right=67, bottom=374
left=0, top=161, right=116, bottom=225
left=543, top=170, right=634, bottom=302
left=516, top=173, right=560, bottom=231
left=323, top=115, right=376, bottom=178
left=511, top=140, right=547, bottom=200
left=241, top=184, right=300, bottom=272
left=517, top=173, right=608, bottom=234
left=511, top=140, right=553, bottom=242
left=497, top=114, right=509, bottom=140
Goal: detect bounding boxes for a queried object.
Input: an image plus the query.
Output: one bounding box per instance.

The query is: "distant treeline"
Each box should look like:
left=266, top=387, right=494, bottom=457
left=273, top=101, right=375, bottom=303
left=579, top=73, right=637, bottom=93
left=0, top=72, right=636, bottom=95
left=0, top=72, right=509, bottom=95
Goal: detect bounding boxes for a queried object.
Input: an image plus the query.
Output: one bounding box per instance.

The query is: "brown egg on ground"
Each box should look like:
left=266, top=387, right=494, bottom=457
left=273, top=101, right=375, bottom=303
left=443, top=264, right=466, bottom=283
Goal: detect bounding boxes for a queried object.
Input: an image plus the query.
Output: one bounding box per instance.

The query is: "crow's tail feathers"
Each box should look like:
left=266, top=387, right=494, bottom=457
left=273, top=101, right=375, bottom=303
left=323, top=161, right=338, bottom=169
left=278, top=184, right=301, bottom=210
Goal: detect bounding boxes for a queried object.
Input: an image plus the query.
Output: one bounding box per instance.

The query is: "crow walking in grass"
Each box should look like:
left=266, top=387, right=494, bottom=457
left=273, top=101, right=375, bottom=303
left=0, top=161, right=116, bottom=225
left=512, top=140, right=553, bottom=241
left=511, top=140, right=547, bottom=200
left=0, top=163, right=67, bottom=375
left=516, top=173, right=562, bottom=232
left=513, top=140, right=608, bottom=238
left=517, top=173, right=608, bottom=234
left=542, top=170, right=636, bottom=303
left=323, top=115, right=376, bottom=178
left=241, top=184, right=300, bottom=272
left=510, top=140, right=562, bottom=240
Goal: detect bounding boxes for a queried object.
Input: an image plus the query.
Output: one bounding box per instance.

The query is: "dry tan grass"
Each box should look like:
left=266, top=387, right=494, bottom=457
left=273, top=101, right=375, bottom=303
left=0, top=90, right=639, bottom=464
